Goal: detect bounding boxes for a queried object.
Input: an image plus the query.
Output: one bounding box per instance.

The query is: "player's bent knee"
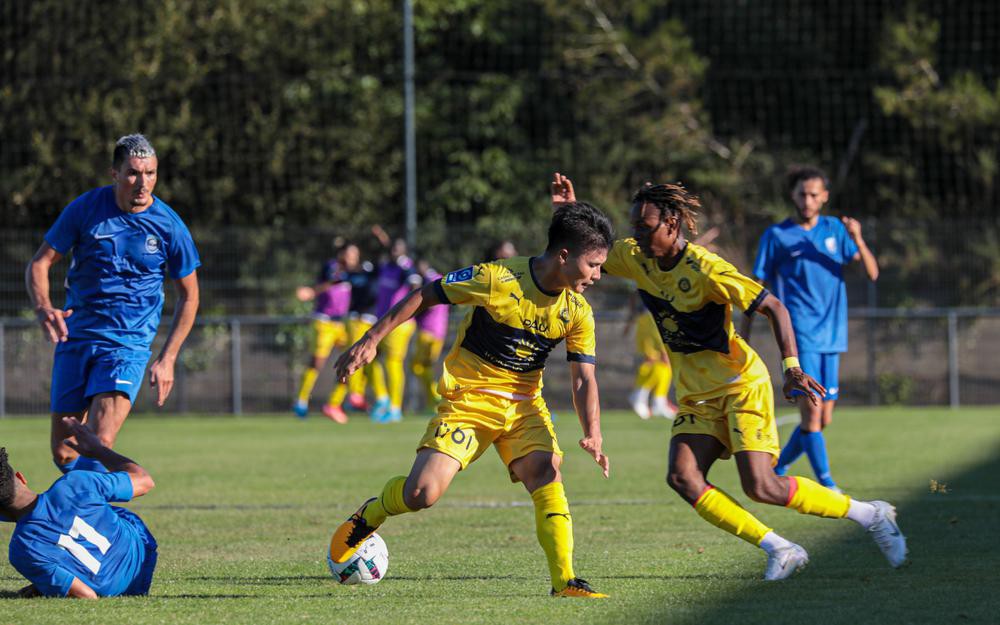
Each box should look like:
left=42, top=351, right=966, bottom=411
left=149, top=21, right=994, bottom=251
left=740, top=477, right=784, bottom=505
left=666, top=470, right=703, bottom=501
left=403, top=485, right=440, bottom=510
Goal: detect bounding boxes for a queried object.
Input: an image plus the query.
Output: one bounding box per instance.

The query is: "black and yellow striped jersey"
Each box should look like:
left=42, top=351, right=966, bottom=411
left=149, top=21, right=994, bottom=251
left=603, top=239, right=771, bottom=402
left=433, top=256, right=597, bottom=398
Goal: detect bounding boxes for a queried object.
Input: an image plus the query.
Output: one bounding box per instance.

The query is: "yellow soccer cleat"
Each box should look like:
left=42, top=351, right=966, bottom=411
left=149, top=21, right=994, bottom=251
left=329, top=497, right=380, bottom=563
left=550, top=577, right=608, bottom=598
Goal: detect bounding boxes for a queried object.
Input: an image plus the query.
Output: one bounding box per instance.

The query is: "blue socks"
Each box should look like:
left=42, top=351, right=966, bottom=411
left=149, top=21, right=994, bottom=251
left=775, top=426, right=805, bottom=476
left=801, top=431, right=836, bottom=487
left=776, top=427, right=837, bottom=488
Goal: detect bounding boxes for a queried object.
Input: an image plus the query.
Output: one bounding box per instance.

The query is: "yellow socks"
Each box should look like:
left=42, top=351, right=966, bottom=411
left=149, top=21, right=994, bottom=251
left=297, top=367, right=319, bottom=403
left=370, top=361, right=389, bottom=401
left=361, top=476, right=413, bottom=527
left=652, top=362, right=672, bottom=396
left=694, top=486, right=772, bottom=546
left=634, top=362, right=655, bottom=389
left=328, top=383, right=348, bottom=407
left=785, top=476, right=850, bottom=519
left=385, top=358, right=406, bottom=409
left=531, top=481, right=576, bottom=591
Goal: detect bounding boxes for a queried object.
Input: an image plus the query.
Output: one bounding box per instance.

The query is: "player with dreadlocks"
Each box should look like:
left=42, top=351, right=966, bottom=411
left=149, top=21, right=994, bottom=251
left=551, top=173, right=907, bottom=581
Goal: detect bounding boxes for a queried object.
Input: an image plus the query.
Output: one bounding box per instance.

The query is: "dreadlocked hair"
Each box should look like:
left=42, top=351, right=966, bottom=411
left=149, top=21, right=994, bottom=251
left=0, top=447, right=14, bottom=509
left=632, top=183, right=700, bottom=237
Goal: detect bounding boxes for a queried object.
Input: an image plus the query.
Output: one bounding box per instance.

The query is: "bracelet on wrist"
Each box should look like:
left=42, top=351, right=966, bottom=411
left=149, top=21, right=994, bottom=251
left=781, top=356, right=800, bottom=373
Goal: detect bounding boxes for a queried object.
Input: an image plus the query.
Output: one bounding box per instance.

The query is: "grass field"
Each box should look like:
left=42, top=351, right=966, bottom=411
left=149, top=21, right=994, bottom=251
left=1, top=407, right=998, bottom=625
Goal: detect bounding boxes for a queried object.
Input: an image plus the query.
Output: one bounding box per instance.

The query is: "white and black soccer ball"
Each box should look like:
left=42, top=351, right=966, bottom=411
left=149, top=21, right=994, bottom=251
left=327, top=533, right=389, bottom=585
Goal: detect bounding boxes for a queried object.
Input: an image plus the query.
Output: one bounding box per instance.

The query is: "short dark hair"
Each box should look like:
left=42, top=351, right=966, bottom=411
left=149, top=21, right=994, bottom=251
left=546, top=202, right=615, bottom=255
left=631, top=183, right=700, bottom=236
left=0, top=447, right=15, bottom=510
left=787, top=165, right=829, bottom=193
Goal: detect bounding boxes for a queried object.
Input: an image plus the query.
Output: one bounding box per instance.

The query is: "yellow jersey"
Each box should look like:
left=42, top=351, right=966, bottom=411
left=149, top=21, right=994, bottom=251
left=603, top=239, right=770, bottom=402
left=432, top=257, right=597, bottom=398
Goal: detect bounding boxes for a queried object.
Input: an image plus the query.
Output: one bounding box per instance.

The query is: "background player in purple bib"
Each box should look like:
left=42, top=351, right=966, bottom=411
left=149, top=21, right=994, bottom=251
left=26, top=134, right=200, bottom=473
left=1, top=418, right=157, bottom=598
left=748, top=166, right=879, bottom=491
left=411, top=259, right=449, bottom=410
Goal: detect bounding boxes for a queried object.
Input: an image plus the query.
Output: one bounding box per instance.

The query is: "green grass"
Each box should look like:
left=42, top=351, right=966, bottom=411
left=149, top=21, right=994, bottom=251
left=1, top=408, right=998, bottom=624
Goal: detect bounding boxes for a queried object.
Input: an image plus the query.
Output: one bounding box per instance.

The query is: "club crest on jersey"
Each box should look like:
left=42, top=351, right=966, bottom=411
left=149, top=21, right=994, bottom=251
left=145, top=234, right=160, bottom=253
left=678, top=277, right=691, bottom=292
left=825, top=237, right=837, bottom=253
left=445, top=266, right=474, bottom=284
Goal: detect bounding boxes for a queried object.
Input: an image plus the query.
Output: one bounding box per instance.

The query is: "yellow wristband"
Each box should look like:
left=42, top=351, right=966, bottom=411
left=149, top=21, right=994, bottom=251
left=782, top=357, right=800, bottom=373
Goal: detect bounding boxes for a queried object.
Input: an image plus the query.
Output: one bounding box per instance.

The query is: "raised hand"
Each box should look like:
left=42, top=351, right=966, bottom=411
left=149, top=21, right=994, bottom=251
left=35, top=306, right=72, bottom=343
left=551, top=172, right=577, bottom=206
left=579, top=435, right=610, bottom=478
left=841, top=216, right=863, bottom=241
left=782, top=368, right=827, bottom=405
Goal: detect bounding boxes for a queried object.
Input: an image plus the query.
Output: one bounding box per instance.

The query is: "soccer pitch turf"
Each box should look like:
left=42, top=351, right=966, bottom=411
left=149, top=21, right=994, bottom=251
left=1, top=407, right=997, bottom=625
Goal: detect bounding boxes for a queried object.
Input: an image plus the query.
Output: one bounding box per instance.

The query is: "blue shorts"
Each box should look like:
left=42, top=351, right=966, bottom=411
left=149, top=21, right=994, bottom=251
left=112, top=506, right=159, bottom=596
left=793, top=352, right=840, bottom=401
left=51, top=341, right=151, bottom=412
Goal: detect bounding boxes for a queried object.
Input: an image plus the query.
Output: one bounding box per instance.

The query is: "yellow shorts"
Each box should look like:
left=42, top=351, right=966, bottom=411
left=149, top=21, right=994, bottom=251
left=412, top=330, right=444, bottom=367
left=417, top=390, right=562, bottom=482
left=310, top=319, right=348, bottom=359
left=379, top=319, right=416, bottom=361
left=671, top=380, right=779, bottom=461
left=635, top=313, right=667, bottom=361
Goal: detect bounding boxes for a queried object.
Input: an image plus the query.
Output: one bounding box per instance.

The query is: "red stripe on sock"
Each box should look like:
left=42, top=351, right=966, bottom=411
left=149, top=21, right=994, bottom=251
left=785, top=476, right=799, bottom=507
left=692, top=484, right=715, bottom=508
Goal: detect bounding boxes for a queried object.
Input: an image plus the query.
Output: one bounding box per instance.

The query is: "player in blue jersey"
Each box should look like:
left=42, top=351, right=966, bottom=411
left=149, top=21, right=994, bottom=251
left=26, top=134, right=201, bottom=472
left=1, top=418, right=157, bottom=598
left=747, top=166, right=879, bottom=491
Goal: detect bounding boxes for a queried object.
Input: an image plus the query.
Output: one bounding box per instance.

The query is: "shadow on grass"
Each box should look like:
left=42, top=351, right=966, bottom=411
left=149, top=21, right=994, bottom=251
left=600, top=443, right=1000, bottom=625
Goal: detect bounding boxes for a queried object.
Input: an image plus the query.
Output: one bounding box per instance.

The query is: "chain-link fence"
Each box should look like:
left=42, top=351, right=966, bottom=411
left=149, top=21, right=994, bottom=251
left=2, top=307, right=998, bottom=416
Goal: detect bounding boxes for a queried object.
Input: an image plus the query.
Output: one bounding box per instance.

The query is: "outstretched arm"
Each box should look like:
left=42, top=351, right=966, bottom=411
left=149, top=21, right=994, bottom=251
left=842, top=217, right=879, bottom=281
left=334, top=281, right=442, bottom=382
left=61, top=417, right=155, bottom=497
left=569, top=361, right=609, bottom=478
left=752, top=293, right=826, bottom=404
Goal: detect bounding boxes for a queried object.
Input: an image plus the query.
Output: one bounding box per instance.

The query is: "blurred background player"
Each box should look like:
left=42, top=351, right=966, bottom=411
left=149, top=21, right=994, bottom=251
left=747, top=166, right=879, bottom=491
left=483, top=239, right=518, bottom=262
left=369, top=226, right=423, bottom=423
left=553, top=173, right=905, bottom=580
left=624, top=294, right=676, bottom=419
left=1, top=419, right=157, bottom=598
left=293, top=244, right=354, bottom=422
left=26, top=134, right=200, bottom=473
left=339, top=244, right=381, bottom=414
left=329, top=201, right=613, bottom=598
left=410, top=259, right=448, bottom=412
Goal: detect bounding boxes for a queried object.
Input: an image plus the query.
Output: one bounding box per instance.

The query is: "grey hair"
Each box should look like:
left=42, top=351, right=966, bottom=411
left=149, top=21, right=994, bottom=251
left=112, top=134, right=156, bottom=169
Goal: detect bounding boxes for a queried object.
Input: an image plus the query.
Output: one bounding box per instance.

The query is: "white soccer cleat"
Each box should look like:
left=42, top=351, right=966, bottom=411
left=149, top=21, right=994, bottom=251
left=629, top=390, right=651, bottom=419
left=867, top=500, right=908, bottom=568
left=652, top=397, right=677, bottom=419
left=763, top=543, right=809, bottom=581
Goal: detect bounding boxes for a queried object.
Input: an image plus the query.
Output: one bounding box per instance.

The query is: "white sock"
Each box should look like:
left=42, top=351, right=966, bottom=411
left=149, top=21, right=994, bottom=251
left=759, top=531, right=795, bottom=555
left=630, top=388, right=650, bottom=405
left=845, top=499, right=877, bottom=528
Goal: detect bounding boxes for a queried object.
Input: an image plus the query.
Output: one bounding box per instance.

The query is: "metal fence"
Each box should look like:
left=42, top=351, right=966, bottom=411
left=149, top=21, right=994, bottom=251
left=2, top=307, right=998, bottom=416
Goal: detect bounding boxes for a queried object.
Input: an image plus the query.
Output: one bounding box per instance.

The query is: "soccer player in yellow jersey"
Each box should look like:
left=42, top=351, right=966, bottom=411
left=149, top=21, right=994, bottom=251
left=552, top=174, right=907, bottom=580
left=329, top=202, right=614, bottom=598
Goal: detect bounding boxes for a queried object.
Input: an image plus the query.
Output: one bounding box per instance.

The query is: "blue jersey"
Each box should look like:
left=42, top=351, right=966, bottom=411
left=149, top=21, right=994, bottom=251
left=752, top=216, right=858, bottom=352
left=8, top=471, right=153, bottom=597
left=44, top=186, right=200, bottom=349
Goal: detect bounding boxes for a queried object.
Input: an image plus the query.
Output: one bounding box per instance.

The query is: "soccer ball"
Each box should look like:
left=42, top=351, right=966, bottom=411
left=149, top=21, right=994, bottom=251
left=327, top=533, right=389, bottom=585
